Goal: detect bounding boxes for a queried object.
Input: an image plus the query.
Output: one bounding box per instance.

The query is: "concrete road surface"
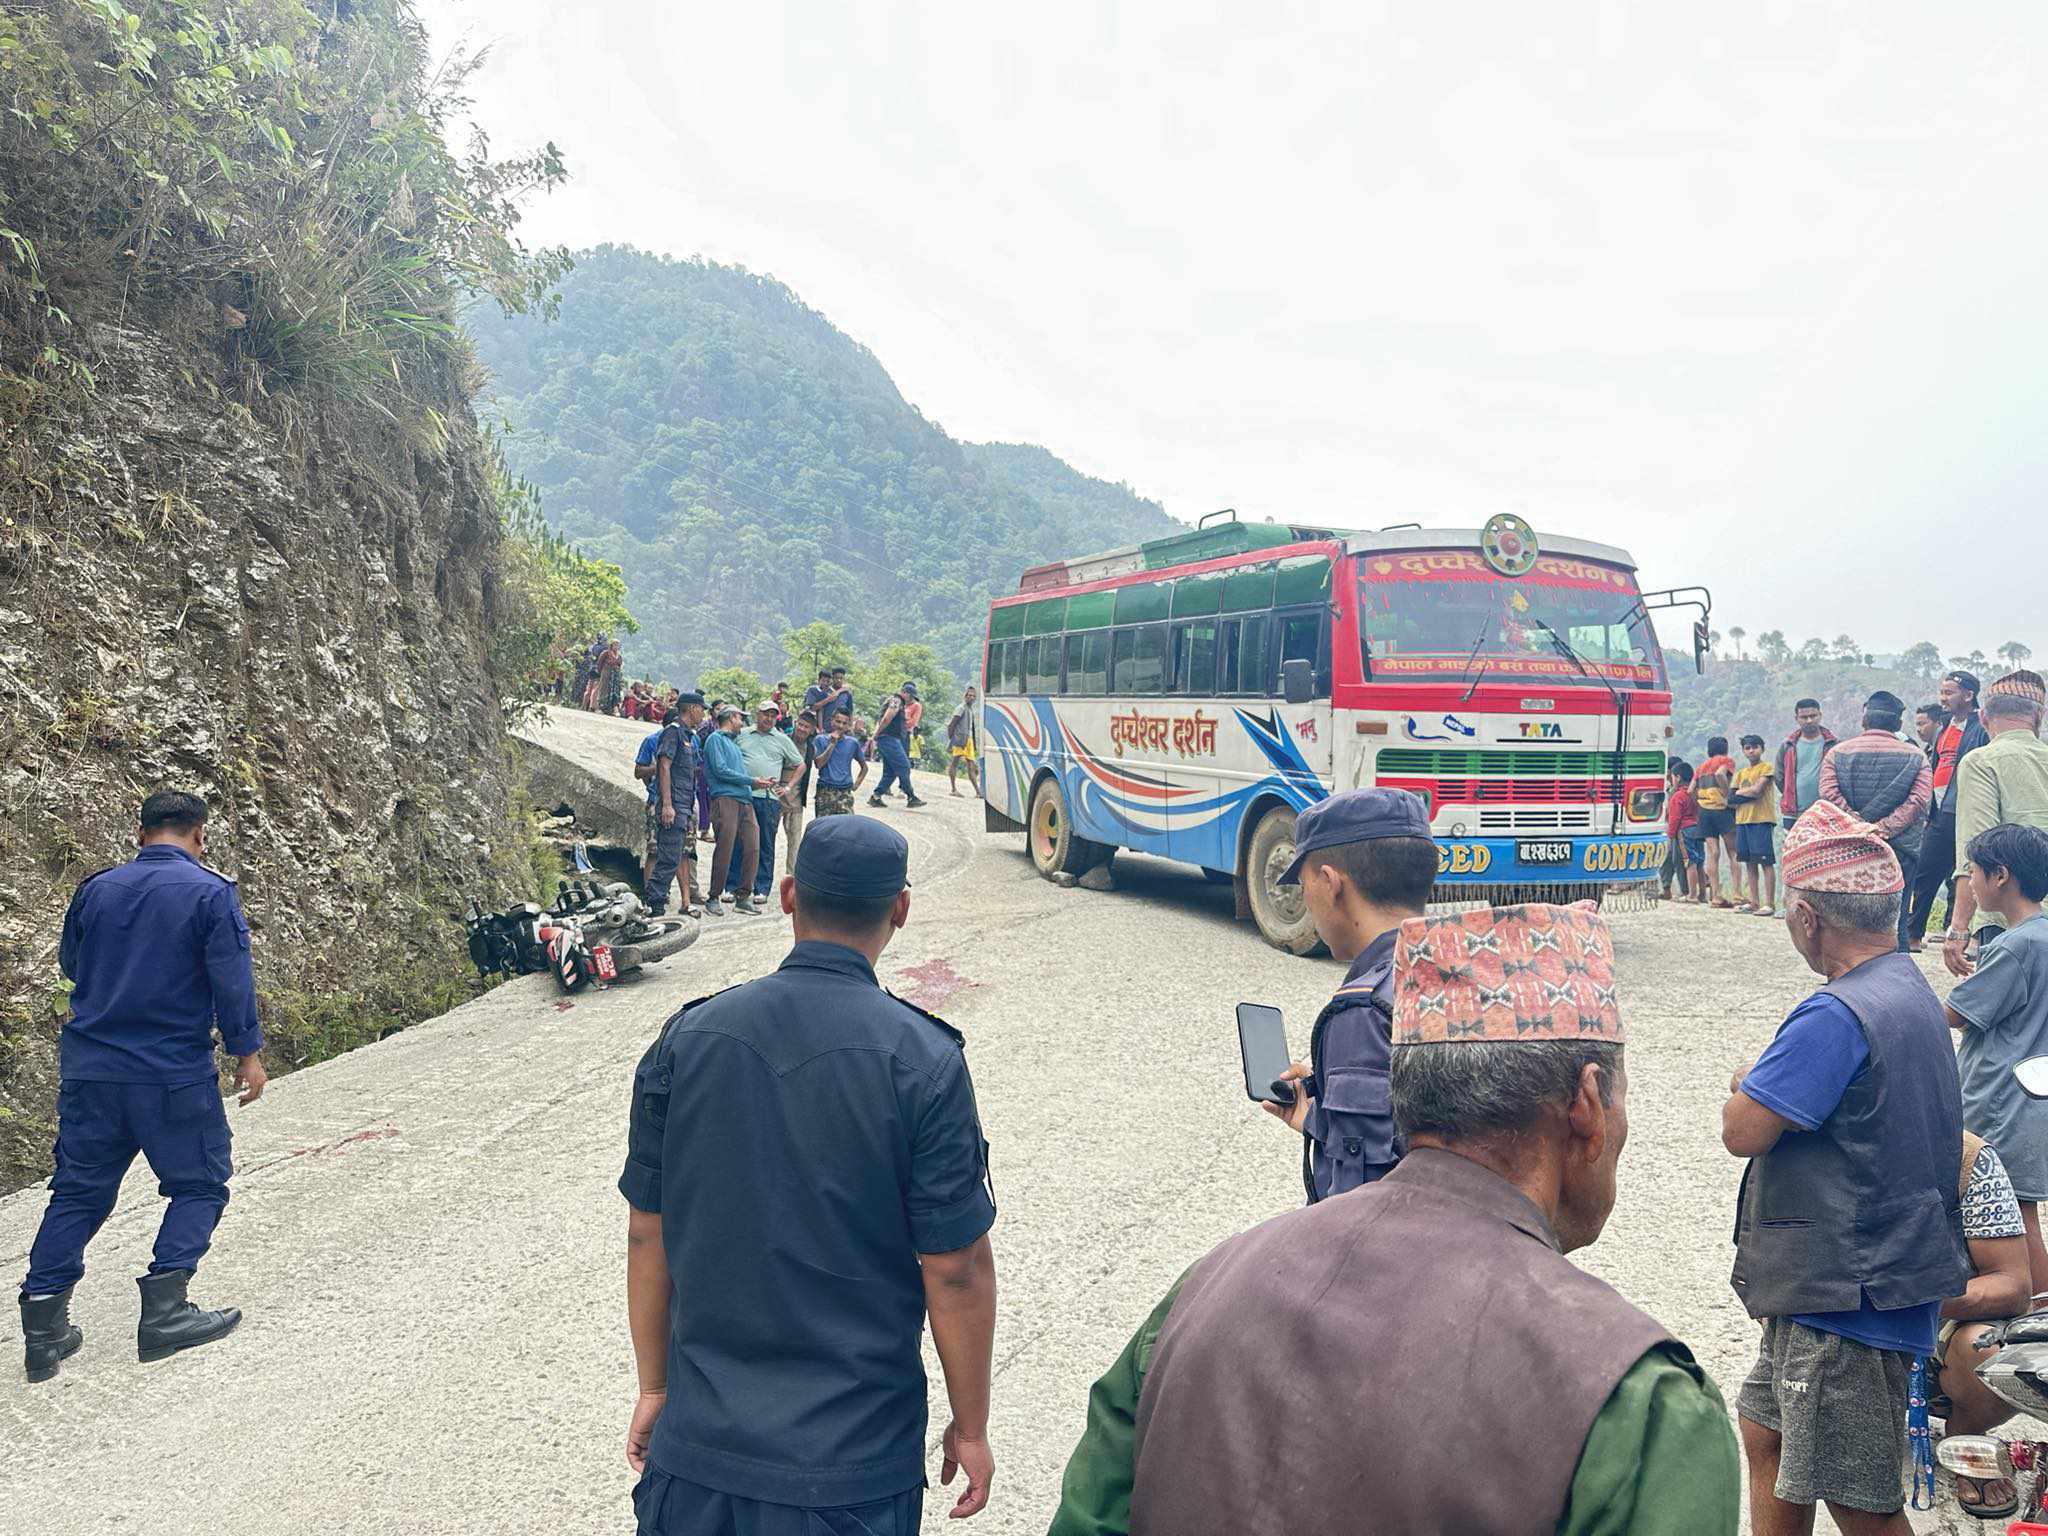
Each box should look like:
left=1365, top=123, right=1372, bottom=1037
left=0, top=709, right=1960, bottom=1534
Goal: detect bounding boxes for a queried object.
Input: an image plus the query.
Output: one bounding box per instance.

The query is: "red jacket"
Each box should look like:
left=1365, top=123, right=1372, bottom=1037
left=1776, top=727, right=1839, bottom=819
left=1667, top=786, right=1699, bottom=836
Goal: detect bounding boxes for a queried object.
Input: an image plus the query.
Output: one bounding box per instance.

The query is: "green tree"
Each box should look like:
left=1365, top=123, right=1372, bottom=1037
left=697, top=666, right=766, bottom=710
left=0, top=0, right=568, bottom=437
left=489, top=445, right=635, bottom=707
left=1898, top=641, right=1944, bottom=680
left=1727, top=626, right=1746, bottom=659
left=1757, top=630, right=1791, bottom=667
left=1999, top=641, right=2034, bottom=670
left=781, top=622, right=857, bottom=687
left=1830, top=634, right=1861, bottom=663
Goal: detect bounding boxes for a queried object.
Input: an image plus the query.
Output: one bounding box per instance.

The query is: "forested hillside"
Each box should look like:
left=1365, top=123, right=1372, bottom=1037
left=1667, top=631, right=2034, bottom=751
left=467, top=246, right=1178, bottom=685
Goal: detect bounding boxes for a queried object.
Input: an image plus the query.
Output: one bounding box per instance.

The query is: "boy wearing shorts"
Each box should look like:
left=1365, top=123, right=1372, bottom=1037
left=1732, top=734, right=1779, bottom=915
left=1695, top=736, right=1739, bottom=905
left=1663, top=760, right=1700, bottom=901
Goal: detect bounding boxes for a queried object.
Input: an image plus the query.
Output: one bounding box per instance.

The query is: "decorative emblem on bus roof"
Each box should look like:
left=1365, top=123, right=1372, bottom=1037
left=1480, top=513, right=1539, bottom=577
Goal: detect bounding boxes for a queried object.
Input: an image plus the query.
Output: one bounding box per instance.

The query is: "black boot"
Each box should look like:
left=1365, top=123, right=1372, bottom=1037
left=136, top=1270, right=240, bottom=1363
left=21, top=1288, right=84, bottom=1383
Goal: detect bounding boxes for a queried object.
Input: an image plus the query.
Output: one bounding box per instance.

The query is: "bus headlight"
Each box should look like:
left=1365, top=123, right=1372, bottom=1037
left=1628, top=788, right=1665, bottom=822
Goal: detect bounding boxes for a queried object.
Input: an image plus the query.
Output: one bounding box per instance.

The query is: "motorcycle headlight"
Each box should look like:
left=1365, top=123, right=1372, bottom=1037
left=1628, top=788, right=1665, bottom=822
left=1935, top=1434, right=2009, bottom=1478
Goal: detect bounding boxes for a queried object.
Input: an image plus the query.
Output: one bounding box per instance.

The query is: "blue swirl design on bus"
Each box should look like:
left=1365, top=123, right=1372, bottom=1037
left=982, top=698, right=1326, bottom=868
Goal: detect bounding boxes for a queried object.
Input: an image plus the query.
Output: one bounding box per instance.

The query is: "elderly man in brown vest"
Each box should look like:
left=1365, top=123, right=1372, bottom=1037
left=1045, top=903, right=1738, bottom=1536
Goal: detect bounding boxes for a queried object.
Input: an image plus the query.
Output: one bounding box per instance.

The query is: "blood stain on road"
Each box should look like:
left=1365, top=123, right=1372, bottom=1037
left=893, top=957, right=977, bottom=1011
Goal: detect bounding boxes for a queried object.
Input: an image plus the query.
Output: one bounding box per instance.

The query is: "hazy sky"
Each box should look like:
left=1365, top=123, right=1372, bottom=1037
left=418, top=1, right=2046, bottom=658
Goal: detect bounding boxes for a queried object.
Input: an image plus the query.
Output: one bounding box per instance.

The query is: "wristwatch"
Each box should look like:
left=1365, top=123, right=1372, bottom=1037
left=1944, top=929, right=1969, bottom=942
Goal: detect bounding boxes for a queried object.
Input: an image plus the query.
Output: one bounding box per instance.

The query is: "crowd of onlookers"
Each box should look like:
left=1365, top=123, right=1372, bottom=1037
left=1657, top=667, right=2048, bottom=959
left=602, top=660, right=984, bottom=920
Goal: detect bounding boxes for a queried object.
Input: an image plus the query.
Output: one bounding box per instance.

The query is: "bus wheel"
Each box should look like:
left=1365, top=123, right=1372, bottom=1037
left=1028, top=775, right=1092, bottom=879
left=1245, top=805, right=1322, bottom=955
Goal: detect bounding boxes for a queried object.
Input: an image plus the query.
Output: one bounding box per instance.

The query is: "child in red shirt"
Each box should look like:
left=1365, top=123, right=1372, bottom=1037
left=1663, top=760, right=1700, bottom=901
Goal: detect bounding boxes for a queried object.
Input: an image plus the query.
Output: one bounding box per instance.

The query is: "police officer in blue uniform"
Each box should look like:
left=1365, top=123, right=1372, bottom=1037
left=1265, top=788, right=1438, bottom=1202
left=620, top=815, right=999, bottom=1534
left=19, top=790, right=265, bottom=1382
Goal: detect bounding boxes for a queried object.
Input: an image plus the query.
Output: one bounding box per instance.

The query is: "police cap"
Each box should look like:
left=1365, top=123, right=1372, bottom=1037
left=1279, top=787, right=1433, bottom=886
left=794, top=815, right=912, bottom=901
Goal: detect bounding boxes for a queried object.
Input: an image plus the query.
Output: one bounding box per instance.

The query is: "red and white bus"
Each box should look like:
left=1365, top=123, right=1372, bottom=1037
left=978, top=511, right=1709, bottom=951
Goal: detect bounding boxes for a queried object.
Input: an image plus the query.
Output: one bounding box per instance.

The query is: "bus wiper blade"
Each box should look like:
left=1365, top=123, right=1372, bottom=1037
left=1459, top=628, right=1490, bottom=703
left=1529, top=617, right=1591, bottom=678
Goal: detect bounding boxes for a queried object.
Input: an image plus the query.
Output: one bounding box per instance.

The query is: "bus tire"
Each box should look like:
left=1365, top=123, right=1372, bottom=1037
left=1028, top=774, right=1094, bottom=879
left=1244, top=804, right=1323, bottom=956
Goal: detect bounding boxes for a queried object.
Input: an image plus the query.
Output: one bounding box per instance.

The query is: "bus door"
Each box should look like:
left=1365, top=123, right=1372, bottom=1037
left=1269, top=599, right=1335, bottom=789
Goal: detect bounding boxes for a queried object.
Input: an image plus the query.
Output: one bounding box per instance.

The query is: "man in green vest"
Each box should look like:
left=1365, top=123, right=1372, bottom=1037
left=1045, top=903, right=1738, bottom=1536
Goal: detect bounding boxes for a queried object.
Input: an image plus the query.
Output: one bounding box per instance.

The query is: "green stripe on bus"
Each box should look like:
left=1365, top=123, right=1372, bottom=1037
left=1375, top=749, right=1665, bottom=777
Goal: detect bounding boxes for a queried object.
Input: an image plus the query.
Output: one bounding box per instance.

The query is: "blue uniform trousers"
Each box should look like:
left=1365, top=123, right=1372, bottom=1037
left=872, top=736, right=915, bottom=800
left=725, top=799, right=783, bottom=900
left=633, top=1466, right=922, bottom=1536
left=23, top=1079, right=233, bottom=1295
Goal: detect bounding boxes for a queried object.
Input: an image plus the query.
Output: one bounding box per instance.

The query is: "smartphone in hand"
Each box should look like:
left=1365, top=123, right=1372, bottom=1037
left=1236, top=1003, right=1295, bottom=1106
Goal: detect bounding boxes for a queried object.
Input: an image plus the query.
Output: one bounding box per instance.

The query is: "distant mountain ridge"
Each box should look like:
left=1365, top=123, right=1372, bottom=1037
left=467, top=246, right=1178, bottom=684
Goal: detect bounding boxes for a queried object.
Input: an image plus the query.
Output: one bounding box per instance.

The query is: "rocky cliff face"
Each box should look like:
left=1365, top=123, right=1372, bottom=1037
left=0, top=325, right=540, bottom=1192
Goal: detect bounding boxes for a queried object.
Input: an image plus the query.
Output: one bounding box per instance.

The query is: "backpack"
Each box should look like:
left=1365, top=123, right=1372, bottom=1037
left=1301, top=959, right=1401, bottom=1204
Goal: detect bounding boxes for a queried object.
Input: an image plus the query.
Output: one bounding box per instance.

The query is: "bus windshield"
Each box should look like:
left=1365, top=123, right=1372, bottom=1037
left=1353, top=550, right=1666, bottom=690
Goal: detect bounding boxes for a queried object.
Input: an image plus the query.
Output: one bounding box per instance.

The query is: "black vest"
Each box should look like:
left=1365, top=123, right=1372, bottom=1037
left=1731, top=951, right=1968, bottom=1318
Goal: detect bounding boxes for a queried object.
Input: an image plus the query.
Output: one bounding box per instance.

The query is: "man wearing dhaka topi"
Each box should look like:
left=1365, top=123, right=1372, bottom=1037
left=1046, top=902, right=1738, bottom=1536
left=1724, top=801, right=1968, bottom=1536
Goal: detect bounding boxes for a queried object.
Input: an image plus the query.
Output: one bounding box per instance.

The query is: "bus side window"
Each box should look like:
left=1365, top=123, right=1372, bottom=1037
left=1219, top=614, right=1266, bottom=695
left=1176, top=620, right=1218, bottom=695
left=1066, top=630, right=1109, bottom=695
left=1002, top=639, right=1026, bottom=697
left=1112, top=623, right=1171, bottom=695
left=1026, top=635, right=1064, bottom=695
left=1274, top=610, right=1327, bottom=698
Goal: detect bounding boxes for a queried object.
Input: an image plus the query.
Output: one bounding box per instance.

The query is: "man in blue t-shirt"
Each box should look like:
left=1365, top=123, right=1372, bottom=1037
left=1722, top=802, right=1966, bottom=1533
left=811, top=714, right=869, bottom=819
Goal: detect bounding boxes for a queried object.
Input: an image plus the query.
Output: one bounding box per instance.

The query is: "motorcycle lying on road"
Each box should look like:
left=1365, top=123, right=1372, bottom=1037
left=541, top=880, right=697, bottom=992
left=465, top=881, right=697, bottom=994
left=1930, top=1056, right=2048, bottom=1534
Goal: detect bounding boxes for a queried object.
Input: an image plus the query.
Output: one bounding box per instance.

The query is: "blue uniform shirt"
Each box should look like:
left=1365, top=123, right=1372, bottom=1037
left=637, top=727, right=663, bottom=806
left=59, top=845, right=263, bottom=1084
left=620, top=940, right=996, bottom=1508
left=1303, top=927, right=1401, bottom=1202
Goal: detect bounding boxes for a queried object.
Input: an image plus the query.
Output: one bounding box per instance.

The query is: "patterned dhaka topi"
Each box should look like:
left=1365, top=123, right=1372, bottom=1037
left=1391, top=902, right=1622, bottom=1047
left=1989, top=669, right=2047, bottom=708
left=1780, top=800, right=1903, bottom=895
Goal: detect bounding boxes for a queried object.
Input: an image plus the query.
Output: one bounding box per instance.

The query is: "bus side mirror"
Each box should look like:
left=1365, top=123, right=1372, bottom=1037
left=1692, top=621, right=1710, bottom=675
left=1281, top=659, right=1315, bottom=705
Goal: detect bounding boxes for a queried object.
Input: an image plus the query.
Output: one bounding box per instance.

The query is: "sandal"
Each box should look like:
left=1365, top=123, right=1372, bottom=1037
left=1753, top=906, right=1776, bottom=918
left=1956, top=1472, right=2019, bottom=1520
left=1712, top=899, right=1735, bottom=910
left=1734, top=902, right=1756, bottom=914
